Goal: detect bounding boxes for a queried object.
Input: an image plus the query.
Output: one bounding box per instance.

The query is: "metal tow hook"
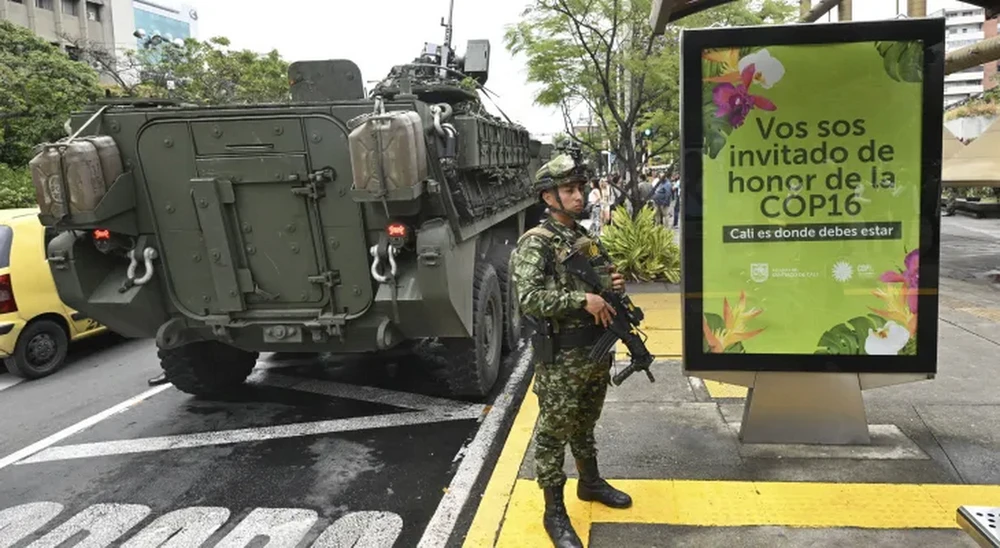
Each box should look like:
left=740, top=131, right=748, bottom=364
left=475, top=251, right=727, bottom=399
left=122, top=247, right=159, bottom=292
left=369, top=243, right=398, bottom=284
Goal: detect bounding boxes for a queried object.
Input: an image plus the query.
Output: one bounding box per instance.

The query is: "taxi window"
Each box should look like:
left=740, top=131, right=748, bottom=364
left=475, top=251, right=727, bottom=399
left=0, top=225, right=11, bottom=269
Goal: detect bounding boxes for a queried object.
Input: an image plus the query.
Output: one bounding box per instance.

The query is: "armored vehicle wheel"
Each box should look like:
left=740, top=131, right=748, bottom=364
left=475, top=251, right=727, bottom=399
left=158, top=341, right=259, bottom=397
left=441, top=262, right=503, bottom=399
left=490, top=244, right=522, bottom=354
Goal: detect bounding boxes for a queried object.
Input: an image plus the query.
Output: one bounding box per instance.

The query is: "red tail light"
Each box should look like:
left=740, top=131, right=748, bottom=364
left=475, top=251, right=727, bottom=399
left=0, top=274, right=16, bottom=314
left=386, top=222, right=408, bottom=239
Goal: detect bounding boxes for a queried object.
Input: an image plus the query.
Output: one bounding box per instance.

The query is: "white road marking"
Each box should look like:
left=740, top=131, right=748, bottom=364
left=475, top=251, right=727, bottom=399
left=0, top=502, right=64, bottom=548
left=0, top=503, right=404, bottom=548
left=0, top=376, right=23, bottom=393
left=416, top=348, right=533, bottom=548
left=0, top=384, right=171, bottom=471
left=248, top=370, right=472, bottom=413
left=215, top=508, right=317, bottom=548
left=120, top=507, right=230, bottom=548
left=27, top=503, right=150, bottom=548
left=19, top=404, right=484, bottom=464
left=312, top=511, right=403, bottom=548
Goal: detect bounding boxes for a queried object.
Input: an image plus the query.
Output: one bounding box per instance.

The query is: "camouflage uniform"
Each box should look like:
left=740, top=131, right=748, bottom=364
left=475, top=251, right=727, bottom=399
left=510, top=153, right=632, bottom=548
left=511, top=218, right=612, bottom=487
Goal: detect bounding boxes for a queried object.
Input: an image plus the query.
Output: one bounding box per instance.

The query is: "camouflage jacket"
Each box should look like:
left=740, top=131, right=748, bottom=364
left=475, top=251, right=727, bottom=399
left=511, top=218, right=609, bottom=332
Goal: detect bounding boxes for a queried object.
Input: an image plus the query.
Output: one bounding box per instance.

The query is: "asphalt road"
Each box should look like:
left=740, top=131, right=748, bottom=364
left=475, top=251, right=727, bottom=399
left=939, top=214, right=1000, bottom=284
left=0, top=216, right=997, bottom=548
left=0, top=335, right=529, bottom=548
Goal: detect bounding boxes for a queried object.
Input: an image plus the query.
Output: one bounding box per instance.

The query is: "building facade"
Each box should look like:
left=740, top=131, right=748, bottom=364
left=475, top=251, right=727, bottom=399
left=110, top=0, right=198, bottom=52
left=0, top=0, right=115, bottom=57
left=932, top=3, right=1000, bottom=105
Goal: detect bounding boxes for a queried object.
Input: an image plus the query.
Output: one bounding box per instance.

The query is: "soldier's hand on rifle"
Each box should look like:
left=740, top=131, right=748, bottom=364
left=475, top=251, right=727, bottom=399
left=585, top=293, right=615, bottom=328
left=610, top=272, right=625, bottom=292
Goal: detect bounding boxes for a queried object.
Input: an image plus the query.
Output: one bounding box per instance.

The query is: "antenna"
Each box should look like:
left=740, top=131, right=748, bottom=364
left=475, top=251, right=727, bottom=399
left=440, top=0, right=455, bottom=76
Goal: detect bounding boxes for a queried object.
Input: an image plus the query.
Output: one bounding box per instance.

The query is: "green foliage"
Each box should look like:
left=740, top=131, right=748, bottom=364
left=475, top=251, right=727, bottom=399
left=0, top=20, right=101, bottom=167
left=814, top=314, right=887, bottom=355
left=703, top=313, right=746, bottom=353
left=875, top=41, right=923, bottom=83
left=505, top=0, right=796, bottom=201
left=601, top=204, right=680, bottom=283
left=0, top=163, right=35, bottom=209
left=130, top=37, right=291, bottom=105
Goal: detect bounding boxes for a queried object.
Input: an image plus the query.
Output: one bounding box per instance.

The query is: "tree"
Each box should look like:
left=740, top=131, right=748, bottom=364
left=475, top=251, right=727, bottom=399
left=0, top=21, right=102, bottom=167
left=68, top=35, right=291, bottom=105
left=505, top=0, right=796, bottom=211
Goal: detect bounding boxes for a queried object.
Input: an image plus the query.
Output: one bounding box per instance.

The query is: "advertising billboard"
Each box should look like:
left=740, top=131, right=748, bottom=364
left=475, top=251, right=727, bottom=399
left=680, top=19, right=945, bottom=374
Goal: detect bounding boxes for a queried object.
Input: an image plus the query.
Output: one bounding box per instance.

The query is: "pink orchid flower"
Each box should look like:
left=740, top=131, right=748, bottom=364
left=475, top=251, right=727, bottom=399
left=712, top=63, right=777, bottom=128
left=880, top=250, right=918, bottom=313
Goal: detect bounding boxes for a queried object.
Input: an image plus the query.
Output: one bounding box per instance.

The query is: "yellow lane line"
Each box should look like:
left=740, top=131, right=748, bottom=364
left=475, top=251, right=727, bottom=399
left=498, top=478, right=1000, bottom=545
left=462, top=379, right=539, bottom=547
left=703, top=380, right=748, bottom=399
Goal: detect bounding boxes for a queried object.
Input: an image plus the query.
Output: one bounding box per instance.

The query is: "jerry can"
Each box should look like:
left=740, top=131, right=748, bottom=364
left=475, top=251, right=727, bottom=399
left=29, top=136, right=121, bottom=219
left=349, top=110, right=428, bottom=193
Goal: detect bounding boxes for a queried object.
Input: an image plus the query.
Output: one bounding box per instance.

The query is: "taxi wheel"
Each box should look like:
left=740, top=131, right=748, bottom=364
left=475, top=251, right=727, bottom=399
left=4, top=319, right=69, bottom=380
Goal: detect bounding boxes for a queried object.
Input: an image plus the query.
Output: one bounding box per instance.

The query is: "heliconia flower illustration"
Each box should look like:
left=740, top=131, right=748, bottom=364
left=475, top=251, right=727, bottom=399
left=865, top=320, right=911, bottom=355
left=737, top=49, right=785, bottom=89
left=703, top=48, right=742, bottom=84
left=870, top=282, right=917, bottom=336
left=879, top=249, right=919, bottom=313
left=703, top=291, right=765, bottom=353
left=712, top=64, right=777, bottom=128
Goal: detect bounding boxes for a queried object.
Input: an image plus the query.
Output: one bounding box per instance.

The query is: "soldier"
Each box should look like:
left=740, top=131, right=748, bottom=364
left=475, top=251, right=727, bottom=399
left=511, top=153, right=632, bottom=548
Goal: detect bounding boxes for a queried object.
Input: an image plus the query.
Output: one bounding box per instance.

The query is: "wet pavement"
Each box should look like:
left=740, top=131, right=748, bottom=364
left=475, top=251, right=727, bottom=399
left=0, top=338, right=530, bottom=547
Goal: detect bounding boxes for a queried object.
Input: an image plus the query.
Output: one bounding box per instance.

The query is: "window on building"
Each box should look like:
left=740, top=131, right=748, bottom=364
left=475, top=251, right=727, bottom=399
left=85, top=1, right=101, bottom=21
left=10, top=0, right=24, bottom=4
left=62, top=0, right=78, bottom=16
left=36, top=0, right=54, bottom=10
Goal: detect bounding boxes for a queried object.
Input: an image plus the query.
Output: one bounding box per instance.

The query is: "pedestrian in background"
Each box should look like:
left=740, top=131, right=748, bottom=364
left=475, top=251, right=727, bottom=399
left=671, top=173, right=681, bottom=229
left=651, top=173, right=672, bottom=227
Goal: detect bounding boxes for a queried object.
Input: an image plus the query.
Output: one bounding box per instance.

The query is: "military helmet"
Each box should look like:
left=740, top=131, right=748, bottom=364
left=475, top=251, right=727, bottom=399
left=533, top=154, right=588, bottom=194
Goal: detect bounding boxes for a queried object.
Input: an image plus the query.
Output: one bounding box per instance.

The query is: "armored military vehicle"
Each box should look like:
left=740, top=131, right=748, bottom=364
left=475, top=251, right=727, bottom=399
left=31, top=34, right=552, bottom=400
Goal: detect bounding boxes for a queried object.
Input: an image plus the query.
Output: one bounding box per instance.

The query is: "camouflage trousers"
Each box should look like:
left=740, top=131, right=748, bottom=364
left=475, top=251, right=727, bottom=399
left=533, top=346, right=611, bottom=488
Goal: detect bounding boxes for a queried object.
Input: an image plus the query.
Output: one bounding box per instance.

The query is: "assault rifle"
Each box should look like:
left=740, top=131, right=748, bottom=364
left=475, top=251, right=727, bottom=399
left=562, top=241, right=655, bottom=386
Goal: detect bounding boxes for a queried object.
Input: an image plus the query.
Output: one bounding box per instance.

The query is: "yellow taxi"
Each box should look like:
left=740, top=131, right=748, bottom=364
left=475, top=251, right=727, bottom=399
left=0, top=208, right=106, bottom=379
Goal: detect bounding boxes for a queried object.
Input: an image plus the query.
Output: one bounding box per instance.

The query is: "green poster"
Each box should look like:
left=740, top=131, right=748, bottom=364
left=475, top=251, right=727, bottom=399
left=699, top=40, right=924, bottom=357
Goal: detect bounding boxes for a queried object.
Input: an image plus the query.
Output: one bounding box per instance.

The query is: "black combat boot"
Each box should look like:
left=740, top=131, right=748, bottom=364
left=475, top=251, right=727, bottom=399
left=543, top=484, right=583, bottom=548
left=576, top=457, right=633, bottom=509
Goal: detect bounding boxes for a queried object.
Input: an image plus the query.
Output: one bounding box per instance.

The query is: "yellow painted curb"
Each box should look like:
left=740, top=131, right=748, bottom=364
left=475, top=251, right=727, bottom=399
left=703, top=380, right=748, bottom=398
left=497, top=478, right=1000, bottom=546
left=462, top=378, right=539, bottom=547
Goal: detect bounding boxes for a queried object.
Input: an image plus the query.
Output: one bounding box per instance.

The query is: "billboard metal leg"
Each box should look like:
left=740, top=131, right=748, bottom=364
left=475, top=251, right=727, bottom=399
left=739, top=371, right=871, bottom=445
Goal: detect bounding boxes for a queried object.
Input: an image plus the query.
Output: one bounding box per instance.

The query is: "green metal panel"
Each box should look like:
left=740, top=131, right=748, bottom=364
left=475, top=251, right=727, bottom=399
left=190, top=179, right=246, bottom=313
left=303, top=115, right=373, bottom=317
left=226, top=177, right=324, bottom=307
left=190, top=119, right=306, bottom=155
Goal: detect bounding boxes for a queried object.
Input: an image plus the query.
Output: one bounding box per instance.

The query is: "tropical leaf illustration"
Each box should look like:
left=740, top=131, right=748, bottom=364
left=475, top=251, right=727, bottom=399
left=814, top=314, right=888, bottom=355
left=874, top=41, right=923, bottom=83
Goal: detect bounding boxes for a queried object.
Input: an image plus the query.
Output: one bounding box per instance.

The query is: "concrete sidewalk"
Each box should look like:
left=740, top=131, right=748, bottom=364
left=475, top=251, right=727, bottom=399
left=463, top=279, right=1000, bottom=547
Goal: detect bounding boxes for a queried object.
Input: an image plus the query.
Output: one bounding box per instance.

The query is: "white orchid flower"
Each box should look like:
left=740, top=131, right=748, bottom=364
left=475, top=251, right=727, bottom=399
left=864, top=321, right=910, bottom=355
left=738, top=49, right=785, bottom=89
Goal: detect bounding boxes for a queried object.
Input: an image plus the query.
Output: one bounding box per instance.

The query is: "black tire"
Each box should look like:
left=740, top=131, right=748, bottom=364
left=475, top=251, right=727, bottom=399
left=3, top=319, right=69, bottom=380
left=441, top=262, right=503, bottom=399
left=158, top=341, right=259, bottom=397
left=491, top=244, right=522, bottom=354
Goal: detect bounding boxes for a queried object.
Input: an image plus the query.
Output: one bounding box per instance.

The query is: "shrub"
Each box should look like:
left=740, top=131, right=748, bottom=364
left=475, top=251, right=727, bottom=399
left=0, top=164, right=36, bottom=209
left=600, top=204, right=681, bottom=283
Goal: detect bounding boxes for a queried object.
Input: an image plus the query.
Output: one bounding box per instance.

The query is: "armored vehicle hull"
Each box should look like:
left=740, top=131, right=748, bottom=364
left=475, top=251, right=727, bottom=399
left=35, top=50, right=551, bottom=399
